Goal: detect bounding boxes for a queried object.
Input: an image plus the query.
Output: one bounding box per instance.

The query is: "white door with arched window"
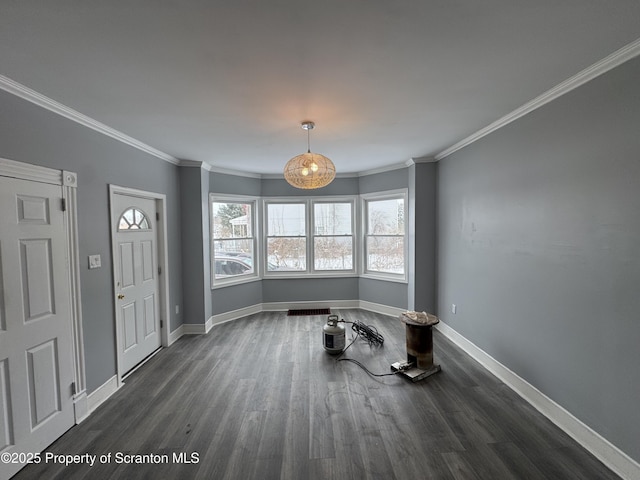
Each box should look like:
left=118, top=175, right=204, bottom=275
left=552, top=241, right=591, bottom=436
left=111, top=193, right=161, bottom=376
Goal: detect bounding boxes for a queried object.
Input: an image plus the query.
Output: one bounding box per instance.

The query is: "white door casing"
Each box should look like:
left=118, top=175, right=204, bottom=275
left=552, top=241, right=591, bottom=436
left=110, top=190, right=164, bottom=378
left=0, top=176, right=75, bottom=480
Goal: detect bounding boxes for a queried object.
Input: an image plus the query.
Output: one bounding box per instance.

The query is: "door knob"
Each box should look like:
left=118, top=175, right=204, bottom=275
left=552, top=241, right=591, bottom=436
left=117, top=294, right=125, bottom=300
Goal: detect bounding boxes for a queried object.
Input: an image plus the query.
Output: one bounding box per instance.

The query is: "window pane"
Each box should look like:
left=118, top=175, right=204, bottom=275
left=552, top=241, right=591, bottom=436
left=119, top=208, right=150, bottom=231
left=314, top=203, right=352, bottom=235
left=314, top=237, right=353, bottom=270
left=211, top=200, right=255, bottom=282
left=267, top=203, right=305, bottom=236
left=214, top=256, right=253, bottom=279
left=213, top=202, right=252, bottom=239
left=367, top=199, right=404, bottom=235
left=267, top=237, right=306, bottom=271
left=366, top=235, right=404, bottom=274
left=214, top=239, right=253, bottom=258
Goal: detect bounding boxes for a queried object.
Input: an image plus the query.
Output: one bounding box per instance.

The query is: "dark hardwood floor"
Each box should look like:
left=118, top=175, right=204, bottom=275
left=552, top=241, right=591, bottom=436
left=14, top=310, right=620, bottom=479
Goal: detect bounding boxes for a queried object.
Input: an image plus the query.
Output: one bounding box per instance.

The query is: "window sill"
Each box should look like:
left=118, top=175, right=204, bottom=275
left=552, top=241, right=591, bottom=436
left=263, top=272, right=359, bottom=280
left=211, top=272, right=408, bottom=287
left=211, top=275, right=261, bottom=289
left=360, top=272, right=408, bottom=284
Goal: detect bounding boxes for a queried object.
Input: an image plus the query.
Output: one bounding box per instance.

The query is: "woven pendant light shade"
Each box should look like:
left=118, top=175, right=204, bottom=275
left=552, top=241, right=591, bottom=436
left=284, top=151, right=336, bottom=189
left=284, top=121, right=336, bottom=189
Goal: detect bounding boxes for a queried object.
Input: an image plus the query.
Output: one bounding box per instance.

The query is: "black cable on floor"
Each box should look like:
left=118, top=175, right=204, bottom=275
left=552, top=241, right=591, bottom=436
left=334, top=319, right=399, bottom=378
left=338, top=357, right=400, bottom=377
left=349, top=320, right=384, bottom=346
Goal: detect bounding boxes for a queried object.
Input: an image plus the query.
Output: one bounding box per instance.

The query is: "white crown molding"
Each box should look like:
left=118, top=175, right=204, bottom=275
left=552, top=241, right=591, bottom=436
left=407, top=156, right=438, bottom=165
left=261, top=171, right=360, bottom=180
left=436, top=37, right=640, bottom=160
left=182, top=159, right=265, bottom=179
left=205, top=162, right=414, bottom=180
left=179, top=159, right=208, bottom=169
left=208, top=164, right=263, bottom=178
left=5, top=37, right=638, bottom=173
left=0, top=74, right=180, bottom=165
left=357, top=162, right=410, bottom=177
left=261, top=172, right=288, bottom=180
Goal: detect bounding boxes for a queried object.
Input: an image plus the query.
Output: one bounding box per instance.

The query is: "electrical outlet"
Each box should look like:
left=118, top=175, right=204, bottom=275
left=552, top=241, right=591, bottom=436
left=451, top=304, right=457, bottom=314
left=175, top=305, right=180, bottom=314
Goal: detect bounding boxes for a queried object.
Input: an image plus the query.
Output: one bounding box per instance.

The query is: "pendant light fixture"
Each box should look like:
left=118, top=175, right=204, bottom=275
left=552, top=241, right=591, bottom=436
left=284, top=121, right=336, bottom=189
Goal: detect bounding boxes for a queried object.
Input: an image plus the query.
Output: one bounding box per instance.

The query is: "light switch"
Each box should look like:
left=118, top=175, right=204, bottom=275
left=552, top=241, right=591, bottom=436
left=89, top=254, right=101, bottom=269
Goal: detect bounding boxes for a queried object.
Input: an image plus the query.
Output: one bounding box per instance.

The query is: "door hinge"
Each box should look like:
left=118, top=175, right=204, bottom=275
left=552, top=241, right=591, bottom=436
left=156, top=212, right=159, bottom=221
left=71, top=382, right=76, bottom=395
left=160, top=319, right=163, bottom=328
left=61, top=198, right=66, bottom=212
left=158, top=266, right=162, bottom=275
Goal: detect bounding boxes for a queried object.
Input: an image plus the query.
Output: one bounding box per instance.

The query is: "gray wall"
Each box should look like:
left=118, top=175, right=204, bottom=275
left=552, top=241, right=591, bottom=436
left=262, top=278, right=358, bottom=304
left=408, top=162, right=437, bottom=312
left=180, top=166, right=211, bottom=324
left=212, top=281, right=263, bottom=315
left=0, top=91, right=183, bottom=393
left=437, top=57, right=640, bottom=462
left=210, top=171, right=261, bottom=196
left=358, top=278, right=407, bottom=309
left=261, top=176, right=360, bottom=197
left=358, top=167, right=408, bottom=194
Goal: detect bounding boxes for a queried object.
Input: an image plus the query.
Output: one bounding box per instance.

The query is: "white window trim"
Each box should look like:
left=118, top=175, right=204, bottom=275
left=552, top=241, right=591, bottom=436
left=360, top=189, right=409, bottom=284
left=262, top=196, right=358, bottom=278
left=210, top=194, right=260, bottom=288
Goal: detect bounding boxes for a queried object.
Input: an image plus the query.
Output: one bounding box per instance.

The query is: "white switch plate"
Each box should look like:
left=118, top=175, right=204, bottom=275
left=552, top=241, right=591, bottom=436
left=175, top=305, right=180, bottom=314
left=451, top=304, right=457, bottom=314
left=89, top=254, right=101, bottom=269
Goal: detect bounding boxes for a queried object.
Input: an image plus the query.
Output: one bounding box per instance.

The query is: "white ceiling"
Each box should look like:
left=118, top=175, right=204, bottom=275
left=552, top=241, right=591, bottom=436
left=1, top=1, right=639, bottom=175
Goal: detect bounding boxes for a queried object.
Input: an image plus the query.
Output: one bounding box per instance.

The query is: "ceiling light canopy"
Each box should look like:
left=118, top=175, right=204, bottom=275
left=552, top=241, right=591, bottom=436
left=284, top=121, right=335, bottom=189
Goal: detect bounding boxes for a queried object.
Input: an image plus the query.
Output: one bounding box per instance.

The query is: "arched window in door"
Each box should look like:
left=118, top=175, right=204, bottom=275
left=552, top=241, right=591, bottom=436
left=118, top=207, right=151, bottom=231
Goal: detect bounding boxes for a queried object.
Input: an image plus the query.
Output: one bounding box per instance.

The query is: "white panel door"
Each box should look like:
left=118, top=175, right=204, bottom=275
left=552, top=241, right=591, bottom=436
left=0, top=176, right=75, bottom=480
left=111, top=194, right=161, bottom=375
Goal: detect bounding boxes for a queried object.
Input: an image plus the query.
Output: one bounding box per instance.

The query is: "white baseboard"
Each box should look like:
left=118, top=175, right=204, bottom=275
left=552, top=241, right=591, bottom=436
left=168, top=324, right=184, bottom=345
left=210, top=304, right=263, bottom=326
left=73, top=392, right=89, bottom=424
left=87, top=375, right=120, bottom=414
left=435, top=320, right=640, bottom=480
left=261, top=299, right=359, bottom=312
left=358, top=300, right=405, bottom=318
left=181, top=322, right=209, bottom=335
left=180, top=301, right=366, bottom=334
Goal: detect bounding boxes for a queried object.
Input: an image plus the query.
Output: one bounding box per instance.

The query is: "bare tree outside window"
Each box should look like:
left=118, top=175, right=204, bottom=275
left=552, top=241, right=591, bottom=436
left=366, top=197, right=405, bottom=275
left=266, top=203, right=306, bottom=270
left=313, top=203, right=353, bottom=271
left=212, top=201, right=255, bottom=280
